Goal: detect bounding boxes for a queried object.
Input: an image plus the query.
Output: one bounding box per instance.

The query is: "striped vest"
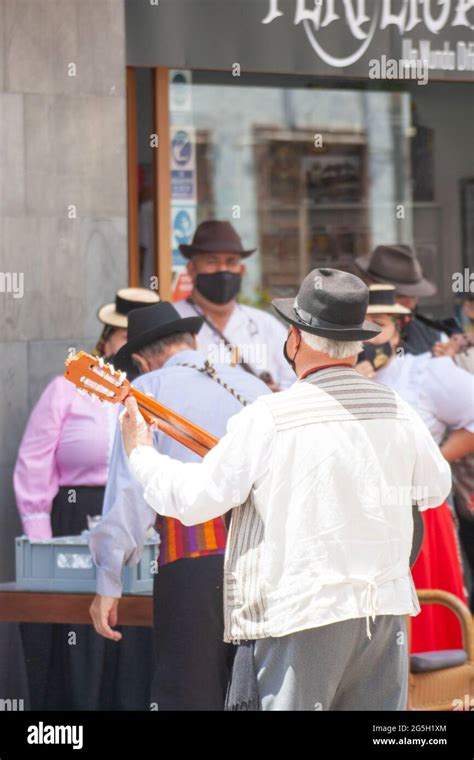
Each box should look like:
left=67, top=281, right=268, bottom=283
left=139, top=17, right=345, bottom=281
left=223, top=366, right=419, bottom=643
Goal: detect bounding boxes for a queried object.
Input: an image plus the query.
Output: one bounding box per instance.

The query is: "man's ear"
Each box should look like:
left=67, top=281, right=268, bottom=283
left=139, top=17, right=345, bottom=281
left=291, top=325, right=301, bottom=346
left=240, top=263, right=246, bottom=274
left=186, top=259, right=196, bottom=280
left=131, top=352, right=150, bottom=375
left=190, top=335, right=198, bottom=349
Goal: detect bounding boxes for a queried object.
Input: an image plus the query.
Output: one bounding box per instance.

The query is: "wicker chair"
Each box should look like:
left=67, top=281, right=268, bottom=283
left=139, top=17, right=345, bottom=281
left=407, top=589, right=474, bottom=711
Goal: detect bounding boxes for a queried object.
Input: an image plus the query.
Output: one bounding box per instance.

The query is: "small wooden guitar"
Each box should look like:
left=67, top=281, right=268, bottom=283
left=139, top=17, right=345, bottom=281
left=64, top=351, right=218, bottom=457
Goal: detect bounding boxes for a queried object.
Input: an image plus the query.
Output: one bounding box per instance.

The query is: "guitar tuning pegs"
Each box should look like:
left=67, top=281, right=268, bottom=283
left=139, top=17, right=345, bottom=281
left=109, top=363, right=115, bottom=374
left=98, top=357, right=104, bottom=368
left=118, top=372, right=126, bottom=384
left=77, top=388, right=86, bottom=396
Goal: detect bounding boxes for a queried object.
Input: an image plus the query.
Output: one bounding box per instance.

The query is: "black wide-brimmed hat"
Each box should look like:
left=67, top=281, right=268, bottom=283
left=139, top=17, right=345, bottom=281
left=97, top=287, right=160, bottom=328
left=179, top=220, right=256, bottom=259
left=272, top=268, right=381, bottom=341
left=114, top=302, right=203, bottom=369
left=355, top=245, right=436, bottom=297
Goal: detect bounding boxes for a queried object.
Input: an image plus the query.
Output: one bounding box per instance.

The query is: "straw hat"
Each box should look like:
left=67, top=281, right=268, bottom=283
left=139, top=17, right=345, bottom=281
left=97, top=288, right=160, bottom=328
left=366, top=285, right=411, bottom=315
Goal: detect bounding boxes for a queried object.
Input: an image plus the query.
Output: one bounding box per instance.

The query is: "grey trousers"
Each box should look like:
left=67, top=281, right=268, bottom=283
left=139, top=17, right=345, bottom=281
left=253, top=615, right=408, bottom=711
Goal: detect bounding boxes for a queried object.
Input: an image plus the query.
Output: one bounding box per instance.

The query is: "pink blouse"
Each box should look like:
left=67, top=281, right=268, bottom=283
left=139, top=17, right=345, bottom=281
left=14, top=375, right=119, bottom=539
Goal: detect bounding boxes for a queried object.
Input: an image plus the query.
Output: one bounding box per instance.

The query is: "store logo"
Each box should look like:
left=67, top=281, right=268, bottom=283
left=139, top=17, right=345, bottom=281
left=262, top=1, right=474, bottom=68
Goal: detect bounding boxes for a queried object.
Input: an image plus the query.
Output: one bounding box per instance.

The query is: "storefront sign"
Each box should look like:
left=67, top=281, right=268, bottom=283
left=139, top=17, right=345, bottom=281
left=171, top=127, right=196, bottom=202
left=171, top=204, right=196, bottom=266
left=126, top=0, right=474, bottom=81
left=170, top=69, right=193, bottom=111
left=171, top=269, right=194, bottom=301
left=262, top=0, right=474, bottom=73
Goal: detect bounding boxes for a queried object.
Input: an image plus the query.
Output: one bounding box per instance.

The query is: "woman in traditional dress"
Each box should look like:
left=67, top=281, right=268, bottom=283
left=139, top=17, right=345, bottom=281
left=14, top=288, right=158, bottom=710
left=357, top=285, right=474, bottom=653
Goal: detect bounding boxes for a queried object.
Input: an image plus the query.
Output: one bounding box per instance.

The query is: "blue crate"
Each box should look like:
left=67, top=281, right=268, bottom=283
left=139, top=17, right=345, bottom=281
left=15, top=533, right=160, bottom=594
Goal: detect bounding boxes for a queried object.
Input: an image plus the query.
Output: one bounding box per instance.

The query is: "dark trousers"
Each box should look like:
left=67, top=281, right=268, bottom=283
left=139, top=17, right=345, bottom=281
left=151, top=554, right=232, bottom=711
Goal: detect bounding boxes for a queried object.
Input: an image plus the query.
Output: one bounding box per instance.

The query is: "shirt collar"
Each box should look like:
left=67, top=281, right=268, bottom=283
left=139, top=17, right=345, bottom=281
left=161, top=348, right=208, bottom=370
left=299, top=363, right=354, bottom=380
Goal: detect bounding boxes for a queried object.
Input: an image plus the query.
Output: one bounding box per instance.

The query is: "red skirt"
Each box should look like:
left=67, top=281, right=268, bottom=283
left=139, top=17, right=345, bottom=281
left=411, top=500, right=468, bottom=653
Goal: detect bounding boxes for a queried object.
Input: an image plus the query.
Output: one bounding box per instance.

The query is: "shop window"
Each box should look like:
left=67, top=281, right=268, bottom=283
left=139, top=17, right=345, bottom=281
left=130, top=69, right=416, bottom=305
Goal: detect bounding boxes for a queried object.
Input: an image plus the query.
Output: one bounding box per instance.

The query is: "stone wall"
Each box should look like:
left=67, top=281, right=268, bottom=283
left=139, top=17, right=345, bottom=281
left=0, top=0, right=128, bottom=580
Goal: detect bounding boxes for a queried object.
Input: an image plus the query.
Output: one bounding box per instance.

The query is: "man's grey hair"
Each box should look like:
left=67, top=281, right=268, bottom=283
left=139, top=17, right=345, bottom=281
left=139, top=331, right=195, bottom=359
left=300, top=330, right=363, bottom=359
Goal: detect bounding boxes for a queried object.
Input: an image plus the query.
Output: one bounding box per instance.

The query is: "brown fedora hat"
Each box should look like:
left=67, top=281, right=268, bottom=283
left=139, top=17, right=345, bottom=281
left=179, top=220, right=256, bottom=259
left=354, top=244, right=436, bottom=297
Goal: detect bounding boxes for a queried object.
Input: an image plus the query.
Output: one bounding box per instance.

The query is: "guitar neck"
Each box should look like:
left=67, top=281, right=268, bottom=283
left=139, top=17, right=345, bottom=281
left=129, top=386, right=219, bottom=458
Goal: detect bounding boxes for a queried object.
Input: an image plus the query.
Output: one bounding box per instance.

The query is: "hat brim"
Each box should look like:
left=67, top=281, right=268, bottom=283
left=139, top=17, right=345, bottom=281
left=272, top=298, right=381, bottom=341
left=114, top=316, right=203, bottom=370
left=367, top=303, right=411, bottom=315
left=97, top=303, right=128, bottom=329
left=354, top=256, right=437, bottom=297
left=392, top=279, right=437, bottom=297
left=179, top=245, right=256, bottom=259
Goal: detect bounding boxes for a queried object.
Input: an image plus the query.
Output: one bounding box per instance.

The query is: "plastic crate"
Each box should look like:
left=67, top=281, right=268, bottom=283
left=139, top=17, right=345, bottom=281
left=15, top=533, right=160, bottom=594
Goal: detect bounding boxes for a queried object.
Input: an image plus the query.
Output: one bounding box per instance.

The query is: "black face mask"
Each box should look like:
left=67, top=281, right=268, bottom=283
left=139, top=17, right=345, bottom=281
left=195, top=271, right=242, bottom=305
left=283, top=333, right=300, bottom=374
left=357, top=341, right=393, bottom=371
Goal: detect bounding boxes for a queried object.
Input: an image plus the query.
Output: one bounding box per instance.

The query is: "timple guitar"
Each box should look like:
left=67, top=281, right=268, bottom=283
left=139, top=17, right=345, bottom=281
left=64, top=351, right=218, bottom=458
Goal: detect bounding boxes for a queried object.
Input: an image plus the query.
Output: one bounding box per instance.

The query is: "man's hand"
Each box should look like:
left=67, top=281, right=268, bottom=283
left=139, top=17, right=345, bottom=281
left=355, top=360, right=375, bottom=379
left=120, top=396, right=153, bottom=457
left=90, top=595, right=122, bottom=641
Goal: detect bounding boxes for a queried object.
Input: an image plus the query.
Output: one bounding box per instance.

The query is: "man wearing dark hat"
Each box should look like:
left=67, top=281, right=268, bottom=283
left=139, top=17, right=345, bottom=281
left=119, top=268, right=451, bottom=711
left=354, top=244, right=455, bottom=354
left=89, top=302, right=270, bottom=710
left=174, top=219, right=295, bottom=390
left=96, top=287, right=160, bottom=378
